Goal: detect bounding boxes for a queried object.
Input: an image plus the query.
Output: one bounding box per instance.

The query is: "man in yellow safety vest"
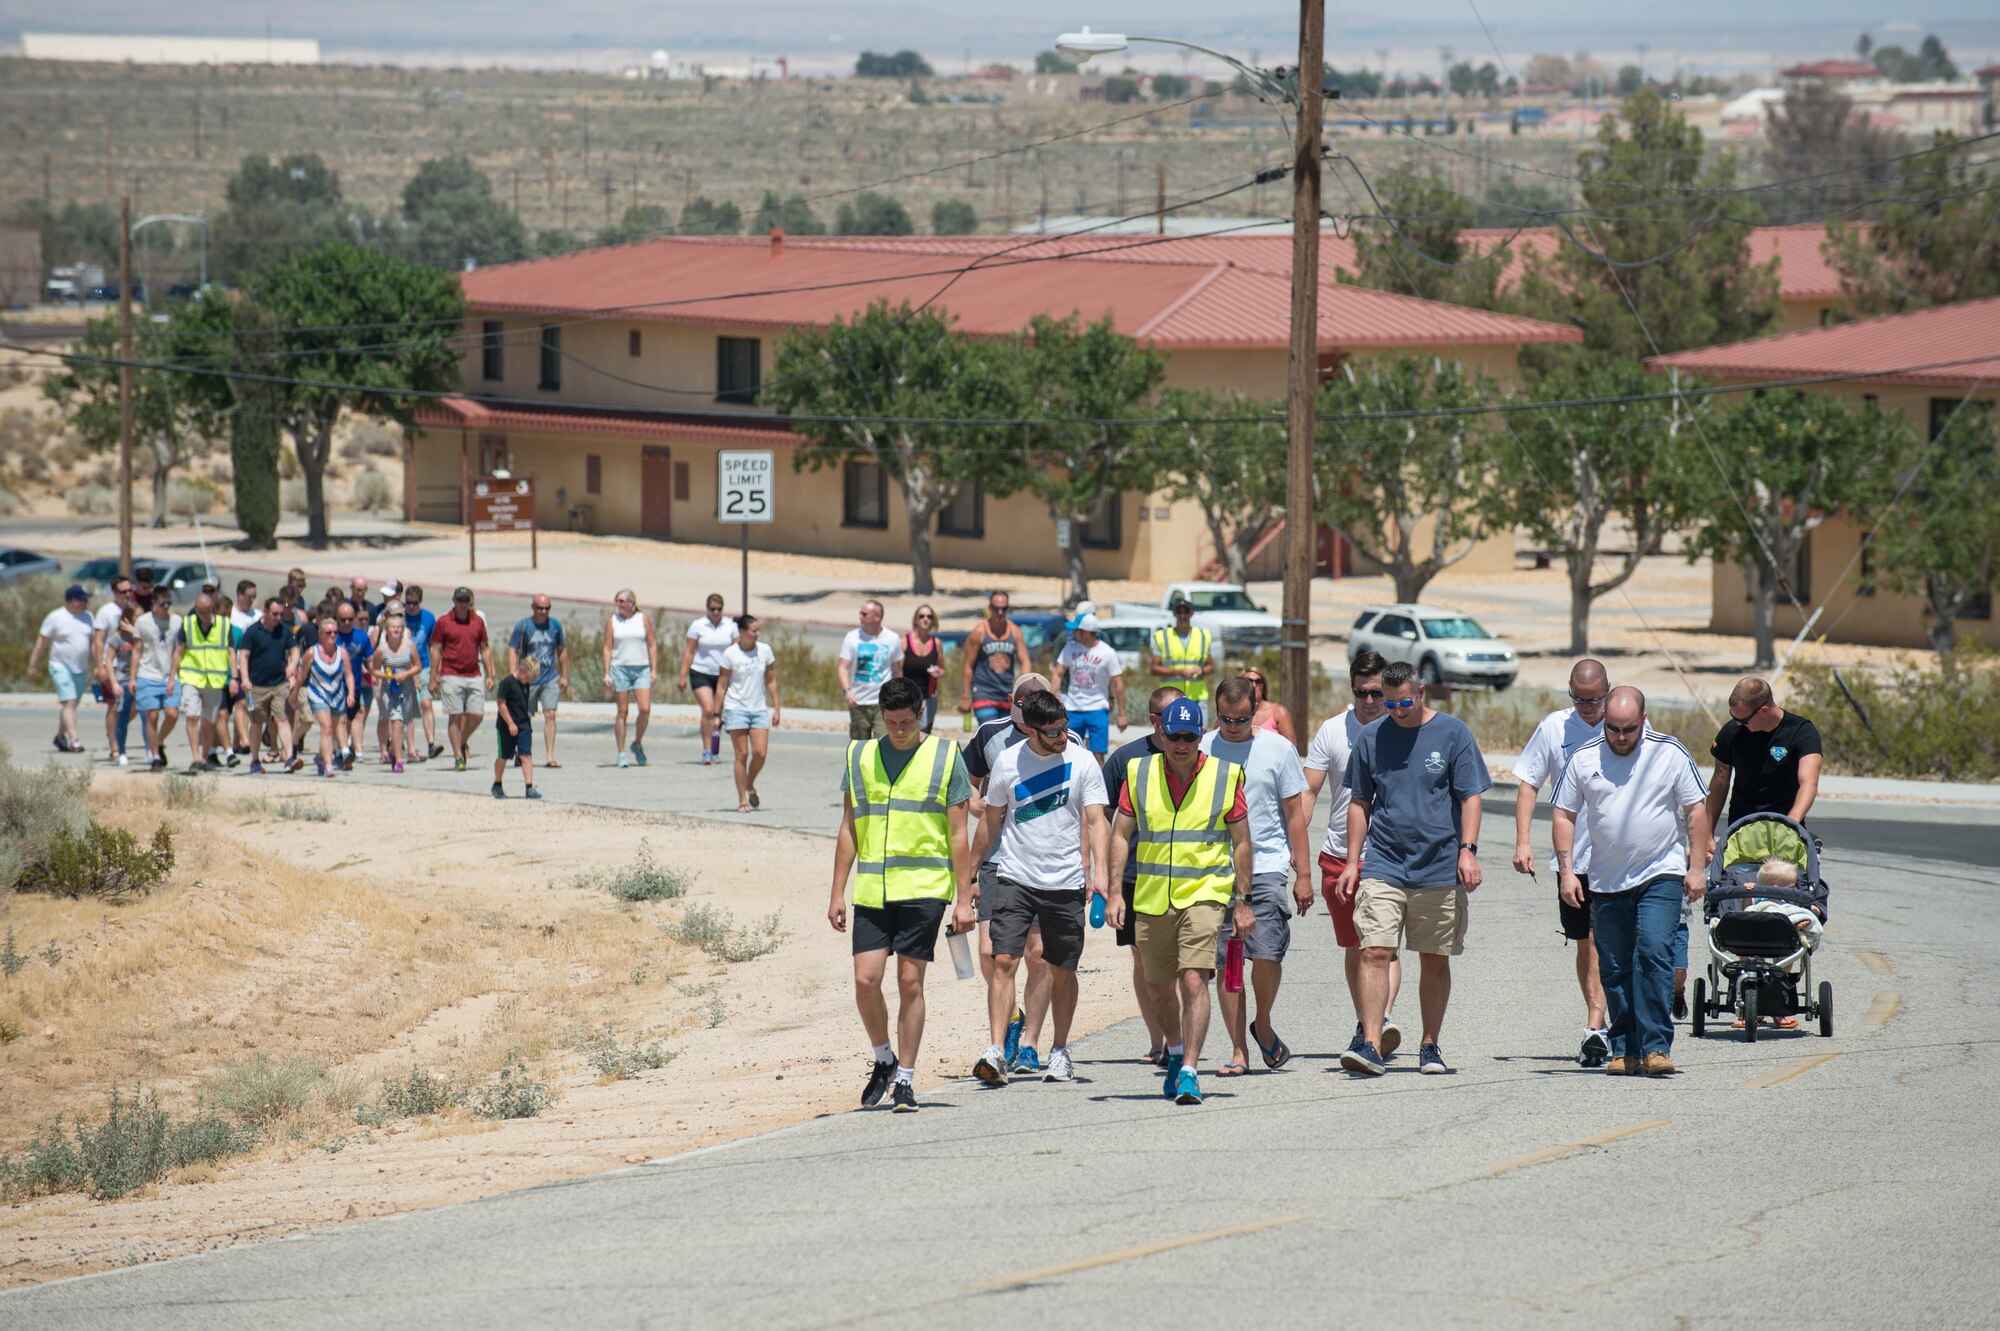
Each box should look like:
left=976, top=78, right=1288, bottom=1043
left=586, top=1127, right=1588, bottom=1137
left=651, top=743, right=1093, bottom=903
left=1106, top=698, right=1253, bottom=1106
left=168, top=591, right=236, bottom=775
left=829, top=676, right=974, bottom=1113
left=1150, top=599, right=1215, bottom=705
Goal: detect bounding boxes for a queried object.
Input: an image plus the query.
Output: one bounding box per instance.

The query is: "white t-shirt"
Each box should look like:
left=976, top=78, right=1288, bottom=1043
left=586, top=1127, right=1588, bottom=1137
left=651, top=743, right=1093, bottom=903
left=984, top=738, right=1108, bottom=892
left=133, top=612, right=182, bottom=681
left=230, top=605, right=259, bottom=638
left=1203, top=728, right=1308, bottom=875
left=1514, top=706, right=1604, bottom=874
left=1056, top=639, right=1122, bottom=712
left=1552, top=733, right=1707, bottom=895
left=686, top=616, right=737, bottom=675
left=93, top=601, right=124, bottom=667
left=839, top=628, right=902, bottom=706
left=719, top=641, right=775, bottom=712
left=1303, top=707, right=1376, bottom=858
left=38, top=607, right=95, bottom=675
left=607, top=611, right=651, bottom=667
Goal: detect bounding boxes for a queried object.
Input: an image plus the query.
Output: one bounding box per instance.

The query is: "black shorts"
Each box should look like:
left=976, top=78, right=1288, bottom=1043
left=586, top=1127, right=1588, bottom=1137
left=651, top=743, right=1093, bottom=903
left=688, top=670, right=720, bottom=693
left=1116, top=875, right=1137, bottom=947
left=1561, top=873, right=1592, bottom=942
left=499, top=722, right=533, bottom=763
left=852, top=898, right=947, bottom=961
left=989, top=878, right=1087, bottom=971
left=975, top=862, right=1009, bottom=923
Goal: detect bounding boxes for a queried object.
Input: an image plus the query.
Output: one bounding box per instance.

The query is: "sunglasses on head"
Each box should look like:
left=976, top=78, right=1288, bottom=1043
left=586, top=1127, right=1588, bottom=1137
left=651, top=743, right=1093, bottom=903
left=1383, top=696, right=1418, bottom=710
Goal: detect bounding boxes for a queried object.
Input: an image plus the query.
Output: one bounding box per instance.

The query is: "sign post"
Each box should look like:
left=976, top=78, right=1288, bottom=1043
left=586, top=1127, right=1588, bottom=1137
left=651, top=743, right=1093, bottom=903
left=716, top=450, right=775, bottom=612
left=468, top=475, right=536, bottom=573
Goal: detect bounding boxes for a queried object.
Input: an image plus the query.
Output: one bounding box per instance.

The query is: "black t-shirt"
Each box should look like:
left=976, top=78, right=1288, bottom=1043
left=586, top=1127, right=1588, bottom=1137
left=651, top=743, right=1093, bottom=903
left=238, top=621, right=294, bottom=687
left=497, top=675, right=533, bottom=729
left=1104, top=734, right=1163, bottom=886
left=1711, top=711, right=1823, bottom=826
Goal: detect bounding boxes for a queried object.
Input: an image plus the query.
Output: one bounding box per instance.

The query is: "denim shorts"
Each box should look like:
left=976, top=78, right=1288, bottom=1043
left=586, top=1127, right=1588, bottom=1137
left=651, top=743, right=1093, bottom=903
left=610, top=664, right=652, bottom=695
left=49, top=664, right=85, bottom=702
left=722, top=707, right=770, bottom=731
left=135, top=677, right=173, bottom=713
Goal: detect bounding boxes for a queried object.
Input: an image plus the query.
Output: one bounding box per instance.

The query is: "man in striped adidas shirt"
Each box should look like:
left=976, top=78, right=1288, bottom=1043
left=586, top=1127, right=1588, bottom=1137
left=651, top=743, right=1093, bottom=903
left=1552, top=687, right=1712, bottom=1078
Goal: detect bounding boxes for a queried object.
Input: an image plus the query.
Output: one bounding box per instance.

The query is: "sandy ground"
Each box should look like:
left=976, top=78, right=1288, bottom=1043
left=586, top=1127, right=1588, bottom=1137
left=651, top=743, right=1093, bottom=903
left=0, top=777, right=1134, bottom=1288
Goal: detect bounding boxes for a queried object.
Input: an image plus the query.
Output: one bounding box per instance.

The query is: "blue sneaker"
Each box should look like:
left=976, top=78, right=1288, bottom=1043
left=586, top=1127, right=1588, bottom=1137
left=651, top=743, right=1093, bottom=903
left=1340, top=1041, right=1386, bottom=1077
left=1010, top=1046, right=1041, bottom=1076
left=1003, top=1007, right=1025, bottom=1065
left=1419, top=1042, right=1451, bottom=1075
left=1173, top=1067, right=1202, bottom=1105
left=1160, top=1052, right=1184, bottom=1099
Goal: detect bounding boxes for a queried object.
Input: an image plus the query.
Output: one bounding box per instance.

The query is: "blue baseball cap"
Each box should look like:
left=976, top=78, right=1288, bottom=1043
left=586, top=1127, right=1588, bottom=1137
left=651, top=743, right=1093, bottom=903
left=1160, top=698, right=1204, bottom=736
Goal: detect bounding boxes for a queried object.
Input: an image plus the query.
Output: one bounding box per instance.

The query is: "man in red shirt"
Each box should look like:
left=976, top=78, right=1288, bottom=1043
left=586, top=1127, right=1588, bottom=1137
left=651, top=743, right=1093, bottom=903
left=430, top=586, right=495, bottom=771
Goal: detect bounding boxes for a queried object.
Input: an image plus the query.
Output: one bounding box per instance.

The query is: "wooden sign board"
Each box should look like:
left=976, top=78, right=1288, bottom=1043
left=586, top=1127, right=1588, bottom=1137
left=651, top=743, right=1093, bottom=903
left=468, top=475, right=536, bottom=571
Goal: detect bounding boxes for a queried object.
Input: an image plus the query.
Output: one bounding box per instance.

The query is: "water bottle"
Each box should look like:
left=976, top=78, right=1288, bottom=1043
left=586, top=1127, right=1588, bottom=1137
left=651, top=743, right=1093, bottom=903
left=1224, top=937, right=1245, bottom=994
left=946, top=924, right=974, bottom=981
left=1089, top=893, right=1107, bottom=929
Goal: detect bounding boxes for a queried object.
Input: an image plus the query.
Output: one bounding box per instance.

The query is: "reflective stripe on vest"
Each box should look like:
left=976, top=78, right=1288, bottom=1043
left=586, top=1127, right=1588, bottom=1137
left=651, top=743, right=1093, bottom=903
left=1130, top=752, right=1239, bottom=914
left=177, top=615, right=231, bottom=689
left=849, top=735, right=958, bottom=907
left=1151, top=625, right=1212, bottom=700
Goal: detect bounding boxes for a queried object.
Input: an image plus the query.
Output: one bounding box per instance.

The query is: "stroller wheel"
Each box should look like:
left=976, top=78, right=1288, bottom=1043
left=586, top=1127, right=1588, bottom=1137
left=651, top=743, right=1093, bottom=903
left=1741, top=985, right=1759, bottom=1043
left=1691, top=978, right=1707, bottom=1038
left=1818, top=981, right=1834, bottom=1038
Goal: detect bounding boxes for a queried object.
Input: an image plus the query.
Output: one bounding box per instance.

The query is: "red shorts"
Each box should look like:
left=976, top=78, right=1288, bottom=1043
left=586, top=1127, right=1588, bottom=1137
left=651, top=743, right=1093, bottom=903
left=1319, top=850, right=1360, bottom=949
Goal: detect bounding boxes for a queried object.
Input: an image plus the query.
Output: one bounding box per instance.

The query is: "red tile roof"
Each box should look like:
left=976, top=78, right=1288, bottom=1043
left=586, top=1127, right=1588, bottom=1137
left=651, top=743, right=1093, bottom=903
left=1781, top=60, right=1882, bottom=79
left=1644, top=295, right=2000, bottom=389
left=1456, top=223, right=1866, bottom=302
left=415, top=396, right=806, bottom=447
left=459, top=234, right=1582, bottom=352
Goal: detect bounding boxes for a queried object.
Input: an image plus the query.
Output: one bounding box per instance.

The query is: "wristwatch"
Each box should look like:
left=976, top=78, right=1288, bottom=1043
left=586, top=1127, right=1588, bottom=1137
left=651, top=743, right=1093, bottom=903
left=1463, top=843, right=1479, bottom=854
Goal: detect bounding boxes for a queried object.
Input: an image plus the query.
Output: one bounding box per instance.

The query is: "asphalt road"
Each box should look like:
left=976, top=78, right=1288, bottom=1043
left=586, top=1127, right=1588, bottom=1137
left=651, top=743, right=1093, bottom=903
left=2, top=703, right=1995, bottom=1329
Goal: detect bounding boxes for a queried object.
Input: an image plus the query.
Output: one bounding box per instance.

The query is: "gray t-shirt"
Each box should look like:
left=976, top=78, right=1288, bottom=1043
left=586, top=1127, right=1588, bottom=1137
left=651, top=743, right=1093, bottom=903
left=1347, top=712, right=1492, bottom=888
left=133, top=612, right=182, bottom=682
left=1203, top=729, right=1307, bottom=876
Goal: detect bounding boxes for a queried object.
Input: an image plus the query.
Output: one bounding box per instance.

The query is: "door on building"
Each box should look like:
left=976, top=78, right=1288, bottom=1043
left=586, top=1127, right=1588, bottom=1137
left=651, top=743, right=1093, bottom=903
left=641, top=447, right=673, bottom=539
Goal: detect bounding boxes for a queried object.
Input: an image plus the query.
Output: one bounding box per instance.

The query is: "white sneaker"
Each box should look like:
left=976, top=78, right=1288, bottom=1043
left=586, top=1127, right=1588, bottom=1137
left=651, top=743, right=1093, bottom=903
left=973, top=1045, right=1009, bottom=1086
left=116, top=753, right=129, bottom=767
left=1043, top=1048, right=1075, bottom=1083
left=1379, top=1019, right=1403, bottom=1058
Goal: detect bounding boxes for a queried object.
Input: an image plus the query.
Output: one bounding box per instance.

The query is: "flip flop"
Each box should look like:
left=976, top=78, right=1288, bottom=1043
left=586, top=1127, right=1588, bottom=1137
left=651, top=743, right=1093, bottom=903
left=1215, top=1061, right=1249, bottom=1077
left=749, top=788, right=760, bottom=809
left=1775, top=1015, right=1800, bottom=1030
left=1140, top=1047, right=1166, bottom=1066
left=545, top=760, right=562, bottom=768
left=1255, top=1027, right=1291, bottom=1070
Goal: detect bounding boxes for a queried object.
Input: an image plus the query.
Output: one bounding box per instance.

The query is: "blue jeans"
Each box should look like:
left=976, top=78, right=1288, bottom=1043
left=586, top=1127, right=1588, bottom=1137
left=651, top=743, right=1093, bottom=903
left=1590, top=876, right=1683, bottom=1058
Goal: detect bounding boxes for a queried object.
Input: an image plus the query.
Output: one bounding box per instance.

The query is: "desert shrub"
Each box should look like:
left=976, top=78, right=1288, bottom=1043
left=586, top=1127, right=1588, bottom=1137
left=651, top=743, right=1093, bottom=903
left=65, top=482, right=114, bottom=515
left=356, top=1065, right=461, bottom=1126
left=17, top=821, right=174, bottom=900
left=346, top=422, right=401, bottom=457
left=468, top=1051, right=553, bottom=1120
left=0, top=1016, right=21, bottom=1044
left=667, top=904, right=782, bottom=963
left=0, top=1119, right=86, bottom=1198
left=0, top=1089, right=257, bottom=1201
left=576, top=1023, right=677, bottom=1079
left=165, top=476, right=218, bottom=516
left=280, top=478, right=308, bottom=514
left=0, top=578, right=76, bottom=686
left=1794, top=648, right=2000, bottom=781
left=1, top=926, right=24, bottom=977
left=0, top=483, right=20, bottom=517
left=202, top=1053, right=329, bottom=1126
left=274, top=797, right=332, bottom=823
left=766, top=623, right=847, bottom=710
left=0, top=759, right=92, bottom=890
left=600, top=840, right=689, bottom=902
left=349, top=468, right=395, bottom=512
left=161, top=773, right=214, bottom=810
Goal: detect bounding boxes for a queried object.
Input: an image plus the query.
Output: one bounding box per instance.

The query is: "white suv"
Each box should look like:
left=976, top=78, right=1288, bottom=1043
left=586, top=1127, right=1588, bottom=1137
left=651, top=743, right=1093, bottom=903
left=1347, top=604, right=1517, bottom=690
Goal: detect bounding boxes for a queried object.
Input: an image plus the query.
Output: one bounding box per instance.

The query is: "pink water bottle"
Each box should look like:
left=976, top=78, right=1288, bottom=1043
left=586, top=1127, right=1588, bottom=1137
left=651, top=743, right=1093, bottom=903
left=1224, top=937, right=1245, bottom=994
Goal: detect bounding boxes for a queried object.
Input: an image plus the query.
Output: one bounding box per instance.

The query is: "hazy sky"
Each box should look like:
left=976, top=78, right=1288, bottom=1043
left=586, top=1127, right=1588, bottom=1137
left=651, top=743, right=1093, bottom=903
left=5, top=2, right=1997, bottom=73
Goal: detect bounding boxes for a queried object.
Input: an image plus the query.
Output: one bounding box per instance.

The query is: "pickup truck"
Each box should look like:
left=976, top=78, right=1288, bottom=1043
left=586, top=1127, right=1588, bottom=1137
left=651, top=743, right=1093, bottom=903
left=1111, top=583, right=1282, bottom=651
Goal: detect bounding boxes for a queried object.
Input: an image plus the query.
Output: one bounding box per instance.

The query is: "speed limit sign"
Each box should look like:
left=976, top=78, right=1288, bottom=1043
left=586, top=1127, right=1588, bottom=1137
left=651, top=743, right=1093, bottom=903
left=717, top=450, right=774, bottom=524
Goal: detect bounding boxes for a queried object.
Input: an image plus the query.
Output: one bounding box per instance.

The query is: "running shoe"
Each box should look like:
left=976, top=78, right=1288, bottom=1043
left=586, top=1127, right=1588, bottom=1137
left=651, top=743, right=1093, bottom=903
left=1003, top=1006, right=1025, bottom=1065
left=204, top=757, right=223, bottom=771
left=1160, top=1052, right=1184, bottom=1099
left=1673, top=987, right=1689, bottom=1022
left=1043, top=1048, right=1075, bottom=1083
left=1340, top=1041, right=1387, bottom=1077
left=631, top=742, right=647, bottom=767
left=225, top=750, right=241, bottom=767
left=188, top=762, right=207, bottom=775
left=149, top=754, right=166, bottom=771
left=1172, top=1067, right=1202, bottom=1105
left=454, top=756, right=467, bottom=772
left=1379, top=1019, right=1404, bottom=1058
left=249, top=760, right=265, bottom=775
left=314, top=754, right=327, bottom=776
left=392, top=761, right=405, bottom=773
left=116, top=753, right=128, bottom=768
left=1580, top=1030, right=1612, bottom=1069
left=973, top=1046, right=1008, bottom=1087
left=491, top=782, right=506, bottom=799
left=287, top=756, right=305, bottom=773
left=891, top=1080, right=919, bottom=1113
left=862, top=1058, right=897, bottom=1107
left=1419, top=1043, right=1451, bottom=1075
left=428, top=742, right=444, bottom=760
left=1010, top=1046, right=1041, bottom=1076
left=525, top=786, right=542, bottom=800
left=617, top=752, right=631, bottom=769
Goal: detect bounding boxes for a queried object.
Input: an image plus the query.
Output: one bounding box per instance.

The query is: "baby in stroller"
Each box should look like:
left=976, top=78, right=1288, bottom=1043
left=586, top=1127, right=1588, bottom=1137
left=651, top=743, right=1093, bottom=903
left=1694, top=812, right=1833, bottom=1040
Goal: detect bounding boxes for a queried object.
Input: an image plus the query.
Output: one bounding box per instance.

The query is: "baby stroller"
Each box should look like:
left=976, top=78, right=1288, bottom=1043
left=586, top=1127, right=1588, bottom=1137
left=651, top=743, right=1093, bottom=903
left=1693, top=812, right=1831, bottom=1042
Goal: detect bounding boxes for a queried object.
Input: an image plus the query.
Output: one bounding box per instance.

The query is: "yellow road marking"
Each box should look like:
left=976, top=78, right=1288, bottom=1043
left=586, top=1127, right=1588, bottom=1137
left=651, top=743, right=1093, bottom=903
left=1864, top=992, right=1902, bottom=1027
left=1740, top=1052, right=1841, bottom=1089
left=1472, top=1120, right=1671, bottom=1181
left=1853, top=948, right=1895, bottom=976
left=968, top=1213, right=1309, bottom=1293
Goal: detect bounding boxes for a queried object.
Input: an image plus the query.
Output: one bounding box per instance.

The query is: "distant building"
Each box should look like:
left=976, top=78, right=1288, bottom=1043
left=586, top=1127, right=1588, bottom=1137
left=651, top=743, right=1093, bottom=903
left=0, top=227, right=43, bottom=309
left=19, top=33, right=319, bottom=65
left=1016, top=73, right=1106, bottom=104
left=1779, top=59, right=1883, bottom=89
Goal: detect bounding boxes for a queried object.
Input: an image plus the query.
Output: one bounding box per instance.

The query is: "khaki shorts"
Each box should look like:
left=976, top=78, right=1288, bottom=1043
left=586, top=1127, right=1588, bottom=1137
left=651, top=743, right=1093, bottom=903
left=1355, top=878, right=1468, bottom=956
left=439, top=675, right=485, bottom=716
left=1133, top=901, right=1225, bottom=984
left=249, top=683, right=288, bottom=728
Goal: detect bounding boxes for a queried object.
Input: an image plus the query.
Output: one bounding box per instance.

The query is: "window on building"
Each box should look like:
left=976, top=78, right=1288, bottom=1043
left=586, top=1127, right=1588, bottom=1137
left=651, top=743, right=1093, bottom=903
left=1967, top=592, right=1994, bottom=621
left=843, top=461, right=888, bottom=528
left=585, top=454, right=602, bottom=495
left=673, top=462, right=690, bottom=502
left=1746, top=536, right=1811, bottom=604
left=937, top=482, right=984, bottom=539
left=628, top=329, right=642, bottom=358
left=481, top=321, right=504, bottom=381
left=1079, top=491, right=1122, bottom=550
left=717, top=336, right=761, bottom=403
left=538, top=325, right=561, bottom=390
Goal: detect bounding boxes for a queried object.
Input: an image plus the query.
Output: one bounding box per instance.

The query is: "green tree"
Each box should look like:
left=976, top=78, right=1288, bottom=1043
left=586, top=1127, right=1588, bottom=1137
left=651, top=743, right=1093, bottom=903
left=751, top=192, right=826, bottom=236
left=835, top=192, right=913, bottom=236
left=211, top=153, right=352, bottom=283
left=1101, top=76, right=1142, bottom=105
left=397, top=155, right=528, bottom=269
left=1151, top=72, right=1191, bottom=100
left=930, top=199, right=978, bottom=235
left=1469, top=174, right=1569, bottom=226
left=1148, top=389, right=1286, bottom=585
left=1313, top=356, right=1504, bottom=606
left=238, top=243, right=464, bottom=542
left=1866, top=403, right=2000, bottom=655
left=1010, top=314, right=1168, bottom=605
left=224, top=302, right=286, bottom=548
left=679, top=197, right=742, bottom=236
left=765, top=302, right=1020, bottom=594
left=1515, top=90, right=1780, bottom=362
left=854, top=50, right=933, bottom=78
left=1681, top=389, right=1902, bottom=669
left=1615, top=64, right=1644, bottom=95
left=1763, top=84, right=1904, bottom=217
left=534, top=228, right=589, bottom=257
left=1034, top=51, right=1079, bottom=75
left=1826, top=135, right=2000, bottom=317
left=1342, top=171, right=1505, bottom=308
left=7, top=199, right=121, bottom=271
left=600, top=203, right=674, bottom=245
left=1872, top=36, right=1957, bottom=83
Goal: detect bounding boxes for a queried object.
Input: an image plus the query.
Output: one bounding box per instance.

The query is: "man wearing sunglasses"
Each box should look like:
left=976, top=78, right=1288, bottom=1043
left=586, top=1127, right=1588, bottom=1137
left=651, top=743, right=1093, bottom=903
left=1552, top=687, right=1710, bottom=1076
left=1305, top=651, right=1405, bottom=1061
left=1203, top=677, right=1312, bottom=1076
left=1333, top=661, right=1490, bottom=1077
left=1704, top=677, right=1823, bottom=843
left=1511, top=659, right=1615, bottom=1067
left=960, top=591, right=1031, bottom=727
left=1100, top=687, right=1185, bottom=1063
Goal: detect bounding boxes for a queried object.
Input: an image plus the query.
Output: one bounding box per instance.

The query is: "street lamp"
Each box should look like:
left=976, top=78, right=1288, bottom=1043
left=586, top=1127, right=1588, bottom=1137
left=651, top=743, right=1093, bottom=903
left=1057, top=11, right=1327, bottom=753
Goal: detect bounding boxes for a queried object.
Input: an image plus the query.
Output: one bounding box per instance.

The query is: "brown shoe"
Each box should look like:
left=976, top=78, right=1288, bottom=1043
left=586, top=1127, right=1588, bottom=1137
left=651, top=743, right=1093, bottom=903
left=1642, top=1052, right=1676, bottom=1077
left=1604, top=1056, right=1637, bottom=1076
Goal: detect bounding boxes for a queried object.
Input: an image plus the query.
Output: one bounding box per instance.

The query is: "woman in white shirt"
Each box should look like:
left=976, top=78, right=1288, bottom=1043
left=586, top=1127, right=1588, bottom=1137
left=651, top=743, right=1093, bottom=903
left=677, top=592, right=736, bottom=766
left=600, top=588, right=656, bottom=769
left=713, top=613, right=781, bottom=813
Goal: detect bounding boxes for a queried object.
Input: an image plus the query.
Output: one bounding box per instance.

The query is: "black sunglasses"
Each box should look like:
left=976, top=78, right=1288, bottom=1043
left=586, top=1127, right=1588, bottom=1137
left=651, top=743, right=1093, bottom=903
left=1218, top=712, right=1255, bottom=725
left=1605, top=722, right=1644, bottom=736
left=1353, top=688, right=1385, bottom=700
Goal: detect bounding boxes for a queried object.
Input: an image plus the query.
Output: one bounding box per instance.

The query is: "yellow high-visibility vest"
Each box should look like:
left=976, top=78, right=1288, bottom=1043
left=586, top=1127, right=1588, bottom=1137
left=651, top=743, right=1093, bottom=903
left=176, top=614, right=232, bottom=689
left=847, top=735, right=959, bottom=908
left=1129, top=751, right=1241, bottom=914
left=1150, top=625, right=1213, bottom=702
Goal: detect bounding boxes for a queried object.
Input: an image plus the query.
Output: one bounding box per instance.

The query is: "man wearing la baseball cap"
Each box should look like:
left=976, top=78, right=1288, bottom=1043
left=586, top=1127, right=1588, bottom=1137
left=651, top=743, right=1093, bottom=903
left=1053, top=611, right=1125, bottom=762
left=1105, top=697, right=1254, bottom=1106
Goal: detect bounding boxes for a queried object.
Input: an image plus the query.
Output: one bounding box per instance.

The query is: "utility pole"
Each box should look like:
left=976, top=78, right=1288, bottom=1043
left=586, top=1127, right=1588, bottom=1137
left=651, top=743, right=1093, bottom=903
left=1156, top=160, right=1166, bottom=234
left=1282, top=0, right=1325, bottom=755
left=118, top=197, right=134, bottom=579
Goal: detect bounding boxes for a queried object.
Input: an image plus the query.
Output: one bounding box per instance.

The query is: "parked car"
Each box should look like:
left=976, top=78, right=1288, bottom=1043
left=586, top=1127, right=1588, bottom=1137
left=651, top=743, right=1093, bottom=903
left=1111, top=582, right=1282, bottom=651
left=1348, top=604, right=1517, bottom=689
left=71, top=556, right=214, bottom=598
left=1095, top=616, right=1153, bottom=678
left=69, top=556, right=126, bottom=597
left=0, top=547, right=63, bottom=584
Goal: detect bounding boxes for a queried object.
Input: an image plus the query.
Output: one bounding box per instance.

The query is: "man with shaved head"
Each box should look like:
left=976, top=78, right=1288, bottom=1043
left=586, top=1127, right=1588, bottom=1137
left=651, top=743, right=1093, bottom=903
left=1512, top=658, right=1614, bottom=1066
left=1552, top=687, right=1710, bottom=1076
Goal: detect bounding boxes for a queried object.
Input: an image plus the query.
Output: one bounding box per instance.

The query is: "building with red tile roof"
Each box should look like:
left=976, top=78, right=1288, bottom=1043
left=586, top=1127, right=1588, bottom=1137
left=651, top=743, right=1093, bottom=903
left=1780, top=59, right=1884, bottom=82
